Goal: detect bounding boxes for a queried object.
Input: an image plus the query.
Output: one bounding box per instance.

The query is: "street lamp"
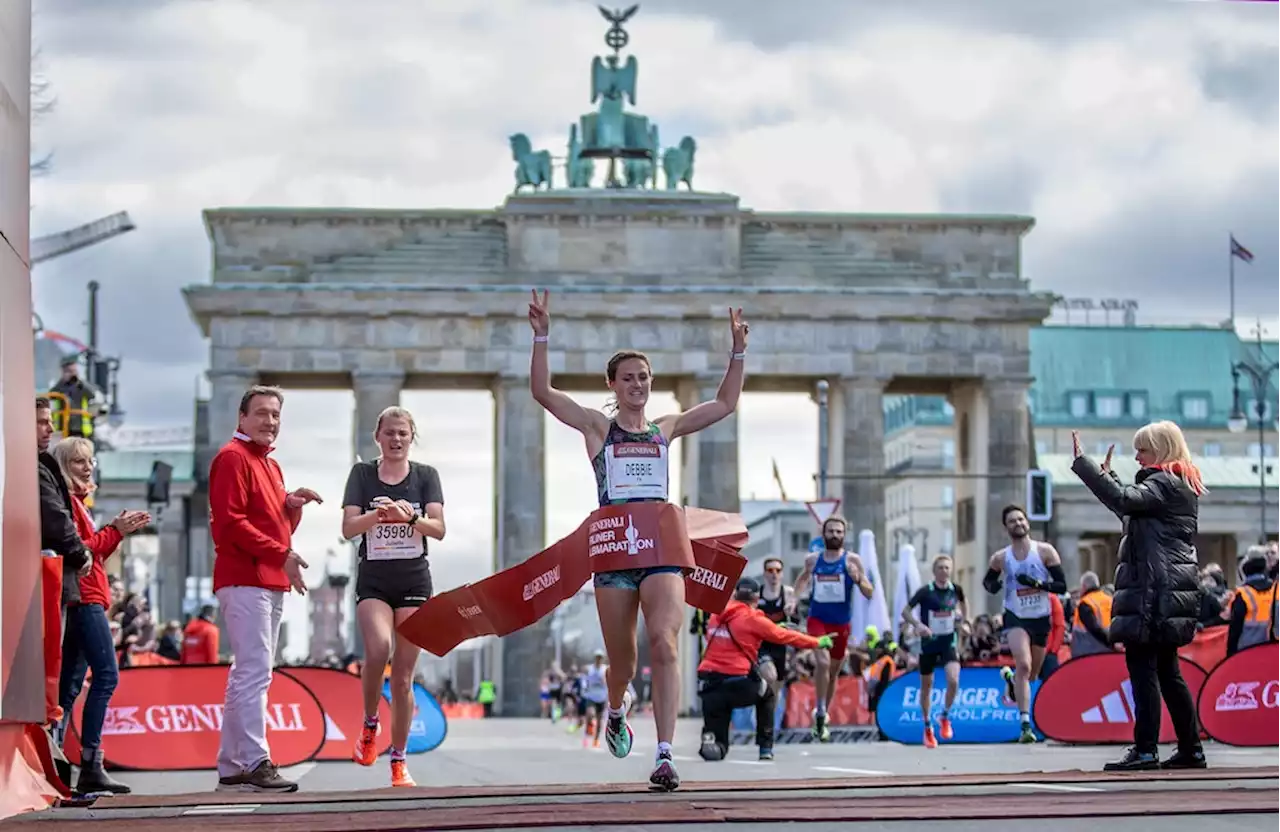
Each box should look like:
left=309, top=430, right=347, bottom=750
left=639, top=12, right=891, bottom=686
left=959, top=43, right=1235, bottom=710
left=1227, top=335, right=1279, bottom=544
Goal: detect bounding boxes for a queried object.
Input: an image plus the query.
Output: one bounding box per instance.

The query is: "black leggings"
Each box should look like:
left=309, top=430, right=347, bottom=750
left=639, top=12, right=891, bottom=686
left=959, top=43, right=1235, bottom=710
left=1123, top=643, right=1200, bottom=754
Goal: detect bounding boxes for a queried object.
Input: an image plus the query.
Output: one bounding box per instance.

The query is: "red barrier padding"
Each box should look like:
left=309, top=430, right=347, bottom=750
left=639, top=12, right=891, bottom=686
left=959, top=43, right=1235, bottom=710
left=40, top=558, right=62, bottom=726
left=441, top=702, right=484, bottom=720
left=784, top=677, right=871, bottom=728
left=70, top=665, right=326, bottom=771
left=0, top=724, right=63, bottom=820
left=277, top=667, right=391, bottom=762
left=399, top=504, right=747, bottom=657
left=1195, top=641, right=1279, bottom=747
left=1032, top=652, right=1207, bottom=744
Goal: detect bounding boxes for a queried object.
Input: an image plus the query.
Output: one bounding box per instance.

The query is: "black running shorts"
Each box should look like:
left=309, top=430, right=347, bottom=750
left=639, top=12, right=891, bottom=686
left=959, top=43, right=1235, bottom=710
left=356, top=565, right=433, bottom=609
left=1002, top=611, right=1051, bottom=648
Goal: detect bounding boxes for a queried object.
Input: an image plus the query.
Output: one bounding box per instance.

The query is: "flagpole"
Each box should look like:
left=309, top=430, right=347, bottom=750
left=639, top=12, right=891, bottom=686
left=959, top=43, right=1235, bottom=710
left=1229, top=233, right=1235, bottom=328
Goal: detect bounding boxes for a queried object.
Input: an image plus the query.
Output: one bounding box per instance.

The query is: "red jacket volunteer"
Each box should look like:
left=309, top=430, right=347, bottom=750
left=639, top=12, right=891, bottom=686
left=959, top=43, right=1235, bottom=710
left=69, top=497, right=123, bottom=607
left=699, top=599, right=823, bottom=676
left=209, top=436, right=301, bottom=593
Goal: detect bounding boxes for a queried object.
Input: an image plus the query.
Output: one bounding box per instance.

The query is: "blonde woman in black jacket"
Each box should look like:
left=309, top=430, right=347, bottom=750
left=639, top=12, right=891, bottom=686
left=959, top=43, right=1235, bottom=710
left=1070, top=420, right=1206, bottom=772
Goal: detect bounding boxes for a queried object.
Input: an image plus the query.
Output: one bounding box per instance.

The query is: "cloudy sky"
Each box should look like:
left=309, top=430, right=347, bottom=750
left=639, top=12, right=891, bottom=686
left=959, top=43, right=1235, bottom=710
left=27, top=0, right=1278, bottom=657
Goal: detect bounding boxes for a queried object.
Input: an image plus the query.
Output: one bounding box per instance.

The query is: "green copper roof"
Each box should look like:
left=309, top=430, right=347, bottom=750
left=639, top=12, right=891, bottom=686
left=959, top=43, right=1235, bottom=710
left=1037, top=453, right=1278, bottom=490
left=97, top=450, right=194, bottom=483
left=885, top=326, right=1278, bottom=433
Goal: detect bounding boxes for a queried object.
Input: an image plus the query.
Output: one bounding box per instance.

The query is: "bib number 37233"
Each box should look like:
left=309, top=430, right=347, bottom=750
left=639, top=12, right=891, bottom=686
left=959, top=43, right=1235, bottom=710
left=366, top=523, right=423, bottom=561
left=605, top=442, right=668, bottom=501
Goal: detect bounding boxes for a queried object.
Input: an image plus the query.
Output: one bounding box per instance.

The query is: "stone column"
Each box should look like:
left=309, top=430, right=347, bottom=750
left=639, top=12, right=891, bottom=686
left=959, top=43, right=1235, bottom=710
left=491, top=374, right=546, bottom=716
left=949, top=381, right=991, bottom=612
left=839, top=377, right=886, bottom=553
left=1055, top=532, right=1082, bottom=586
left=688, top=373, right=739, bottom=512
left=351, top=370, right=405, bottom=464
left=205, top=368, right=258, bottom=459
left=985, top=377, right=1032, bottom=613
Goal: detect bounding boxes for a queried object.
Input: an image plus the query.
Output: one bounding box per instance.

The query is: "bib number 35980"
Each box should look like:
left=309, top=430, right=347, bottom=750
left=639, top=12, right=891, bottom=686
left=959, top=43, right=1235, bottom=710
left=367, top=523, right=423, bottom=561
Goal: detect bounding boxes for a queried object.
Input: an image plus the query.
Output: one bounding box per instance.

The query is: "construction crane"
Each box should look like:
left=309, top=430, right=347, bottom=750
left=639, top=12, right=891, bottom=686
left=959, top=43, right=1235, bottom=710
left=30, top=211, right=136, bottom=265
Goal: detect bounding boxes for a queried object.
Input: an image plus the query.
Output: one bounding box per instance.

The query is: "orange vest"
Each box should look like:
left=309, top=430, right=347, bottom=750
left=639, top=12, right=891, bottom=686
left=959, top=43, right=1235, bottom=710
left=1071, top=590, right=1113, bottom=657
left=1236, top=583, right=1278, bottom=649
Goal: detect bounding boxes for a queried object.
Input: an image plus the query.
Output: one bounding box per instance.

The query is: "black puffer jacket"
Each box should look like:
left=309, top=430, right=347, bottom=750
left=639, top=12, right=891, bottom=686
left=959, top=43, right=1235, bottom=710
left=1071, top=456, right=1201, bottom=647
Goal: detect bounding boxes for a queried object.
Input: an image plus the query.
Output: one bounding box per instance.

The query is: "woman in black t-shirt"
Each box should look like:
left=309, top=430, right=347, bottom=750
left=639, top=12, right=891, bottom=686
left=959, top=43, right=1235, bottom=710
left=341, top=406, right=445, bottom=788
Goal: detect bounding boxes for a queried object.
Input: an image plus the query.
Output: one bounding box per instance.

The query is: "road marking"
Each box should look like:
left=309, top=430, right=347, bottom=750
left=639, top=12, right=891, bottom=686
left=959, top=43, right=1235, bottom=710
left=729, top=760, right=771, bottom=766
left=183, top=804, right=261, bottom=815
left=812, top=766, right=892, bottom=776
left=672, top=755, right=699, bottom=762
left=1009, top=782, right=1103, bottom=793
left=279, top=762, right=316, bottom=779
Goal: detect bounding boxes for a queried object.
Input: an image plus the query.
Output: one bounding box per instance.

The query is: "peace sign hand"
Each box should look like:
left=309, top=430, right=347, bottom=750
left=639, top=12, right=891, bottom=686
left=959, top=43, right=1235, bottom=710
left=729, top=307, right=749, bottom=352
left=528, top=289, right=550, bottom=337
left=1101, top=444, right=1115, bottom=473
left=1070, top=430, right=1084, bottom=459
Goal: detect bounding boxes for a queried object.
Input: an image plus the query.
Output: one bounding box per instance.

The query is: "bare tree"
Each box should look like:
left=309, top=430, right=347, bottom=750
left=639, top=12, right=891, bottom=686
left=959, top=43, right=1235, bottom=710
left=31, top=46, right=56, bottom=177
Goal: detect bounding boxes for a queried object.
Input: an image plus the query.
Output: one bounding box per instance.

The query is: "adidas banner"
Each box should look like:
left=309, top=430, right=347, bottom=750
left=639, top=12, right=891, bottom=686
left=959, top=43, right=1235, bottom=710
left=875, top=667, right=1039, bottom=745
left=1032, top=653, right=1208, bottom=744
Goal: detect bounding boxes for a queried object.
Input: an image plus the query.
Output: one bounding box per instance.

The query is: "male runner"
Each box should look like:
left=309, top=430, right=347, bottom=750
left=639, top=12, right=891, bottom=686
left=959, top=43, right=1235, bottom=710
left=755, top=557, right=796, bottom=759
left=901, top=555, right=967, bottom=748
left=791, top=516, right=874, bottom=741
left=983, top=505, right=1067, bottom=743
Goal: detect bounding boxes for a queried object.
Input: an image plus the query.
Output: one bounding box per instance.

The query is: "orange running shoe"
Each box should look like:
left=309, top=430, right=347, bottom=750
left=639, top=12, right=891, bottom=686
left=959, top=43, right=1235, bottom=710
left=939, top=716, right=954, bottom=741
left=390, top=758, right=415, bottom=787
left=352, top=721, right=379, bottom=766
left=923, top=726, right=938, bottom=749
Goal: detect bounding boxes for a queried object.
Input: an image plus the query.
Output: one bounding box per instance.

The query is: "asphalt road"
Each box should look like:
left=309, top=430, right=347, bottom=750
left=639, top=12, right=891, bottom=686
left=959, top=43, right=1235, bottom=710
left=10, top=718, right=1277, bottom=831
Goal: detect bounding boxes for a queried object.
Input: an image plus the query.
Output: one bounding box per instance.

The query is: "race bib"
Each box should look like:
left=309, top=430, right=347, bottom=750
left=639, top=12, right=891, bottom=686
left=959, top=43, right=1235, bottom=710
left=1015, top=587, right=1050, bottom=617
left=928, top=611, right=956, bottom=636
left=604, top=443, right=668, bottom=501
left=366, top=523, right=423, bottom=561
left=813, top=574, right=846, bottom=604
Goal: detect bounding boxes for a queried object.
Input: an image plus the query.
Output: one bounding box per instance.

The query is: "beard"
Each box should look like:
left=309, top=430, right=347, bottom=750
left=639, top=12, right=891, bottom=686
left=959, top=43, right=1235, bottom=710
left=823, top=536, right=843, bottom=550
left=1007, top=527, right=1028, bottom=540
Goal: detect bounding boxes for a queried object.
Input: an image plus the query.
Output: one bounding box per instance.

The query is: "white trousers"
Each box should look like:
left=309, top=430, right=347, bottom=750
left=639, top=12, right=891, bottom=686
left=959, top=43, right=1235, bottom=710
left=215, top=586, right=284, bottom=778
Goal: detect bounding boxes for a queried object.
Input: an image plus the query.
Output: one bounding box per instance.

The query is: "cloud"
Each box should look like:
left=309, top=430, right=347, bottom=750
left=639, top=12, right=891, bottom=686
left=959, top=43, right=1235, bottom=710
left=27, top=0, right=1278, bottom=657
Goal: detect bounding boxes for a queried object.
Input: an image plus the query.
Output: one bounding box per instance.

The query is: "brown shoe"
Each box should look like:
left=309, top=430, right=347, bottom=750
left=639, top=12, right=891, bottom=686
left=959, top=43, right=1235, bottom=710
left=243, top=760, right=298, bottom=793
left=215, top=771, right=249, bottom=793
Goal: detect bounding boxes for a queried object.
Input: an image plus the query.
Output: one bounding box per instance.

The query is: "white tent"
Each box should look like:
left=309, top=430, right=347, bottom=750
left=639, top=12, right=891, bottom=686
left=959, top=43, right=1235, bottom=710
left=892, top=544, right=923, bottom=642
left=850, top=529, right=892, bottom=645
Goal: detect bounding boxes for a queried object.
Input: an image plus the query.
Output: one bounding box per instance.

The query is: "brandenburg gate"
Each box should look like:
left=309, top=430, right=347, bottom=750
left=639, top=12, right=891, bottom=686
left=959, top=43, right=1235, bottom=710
left=183, top=7, right=1054, bottom=715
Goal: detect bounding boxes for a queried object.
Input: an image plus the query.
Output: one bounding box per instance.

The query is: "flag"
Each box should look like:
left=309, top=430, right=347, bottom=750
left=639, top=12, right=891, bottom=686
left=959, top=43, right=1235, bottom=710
left=851, top=529, right=891, bottom=646
left=1231, top=235, right=1254, bottom=263
left=771, top=457, right=788, bottom=502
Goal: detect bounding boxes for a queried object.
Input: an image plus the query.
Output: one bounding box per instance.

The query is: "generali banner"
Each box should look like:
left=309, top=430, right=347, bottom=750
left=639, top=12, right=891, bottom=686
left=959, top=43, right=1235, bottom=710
left=71, top=665, right=326, bottom=771
left=278, top=667, right=390, bottom=762
left=1196, top=642, right=1279, bottom=747
left=399, top=504, right=748, bottom=656
left=1032, top=653, right=1208, bottom=744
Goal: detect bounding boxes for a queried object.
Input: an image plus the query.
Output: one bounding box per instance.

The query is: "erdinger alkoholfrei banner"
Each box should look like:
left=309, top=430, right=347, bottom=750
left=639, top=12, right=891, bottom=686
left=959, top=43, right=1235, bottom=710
left=399, top=503, right=748, bottom=657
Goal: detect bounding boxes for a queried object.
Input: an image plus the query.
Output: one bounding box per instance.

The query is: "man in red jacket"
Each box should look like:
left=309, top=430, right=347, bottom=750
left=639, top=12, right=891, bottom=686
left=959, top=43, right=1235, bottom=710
left=697, top=577, right=832, bottom=762
left=210, top=385, right=321, bottom=794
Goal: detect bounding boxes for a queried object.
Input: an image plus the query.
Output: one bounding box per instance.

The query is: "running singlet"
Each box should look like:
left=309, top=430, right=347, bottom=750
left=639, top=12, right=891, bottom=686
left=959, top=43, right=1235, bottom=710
left=342, top=461, right=443, bottom=566
left=592, top=421, right=669, bottom=507
left=1003, top=544, right=1051, bottom=619
left=808, top=553, right=856, bottom=626
left=582, top=665, right=608, bottom=704
left=909, top=582, right=965, bottom=653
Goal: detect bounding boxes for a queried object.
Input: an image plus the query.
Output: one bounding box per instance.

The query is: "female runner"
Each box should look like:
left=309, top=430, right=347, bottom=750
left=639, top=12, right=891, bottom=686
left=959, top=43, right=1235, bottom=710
left=341, top=406, right=446, bottom=787
left=528, top=289, right=748, bottom=791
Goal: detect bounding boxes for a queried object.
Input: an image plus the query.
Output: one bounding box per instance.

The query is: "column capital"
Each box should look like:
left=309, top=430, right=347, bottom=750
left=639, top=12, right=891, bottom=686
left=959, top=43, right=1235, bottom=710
left=351, top=368, right=406, bottom=388
left=983, top=375, right=1035, bottom=391
left=491, top=373, right=531, bottom=392
left=837, top=374, right=891, bottom=391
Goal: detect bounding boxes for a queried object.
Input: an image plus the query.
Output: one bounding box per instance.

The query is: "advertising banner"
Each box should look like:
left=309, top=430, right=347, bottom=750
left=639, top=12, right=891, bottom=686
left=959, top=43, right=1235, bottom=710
left=1196, top=642, right=1279, bottom=748
left=72, top=665, right=325, bottom=771
left=1033, top=653, right=1207, bottom=744
left=784, top=677, right=870, bottom=728
left=876, top=667, right=1039, bottom=744
left=384, top=680, right=448, bottom=754
left=278, top=667, right=391, bottom=762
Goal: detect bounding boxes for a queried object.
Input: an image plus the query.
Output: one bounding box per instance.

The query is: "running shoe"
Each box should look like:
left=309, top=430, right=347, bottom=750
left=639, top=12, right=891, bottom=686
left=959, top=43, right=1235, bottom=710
left=352, top=721, right=380, bottom=766
left=390, top=758, right=415, bottom=787
left=811, top=710, right=831, bottom=743
left=923, top=726, right=938, bottom=749
left=604, top=690, right=634, bottom=759
left=1018, top=725, right=1037, bottom=744
left=938, top=716, right=954, bottom=741
left=1000, top=666, right=1016, bottom=703
left=758, top=747, right=774, bottom=762
left=649, top=749, right=680, bottom=791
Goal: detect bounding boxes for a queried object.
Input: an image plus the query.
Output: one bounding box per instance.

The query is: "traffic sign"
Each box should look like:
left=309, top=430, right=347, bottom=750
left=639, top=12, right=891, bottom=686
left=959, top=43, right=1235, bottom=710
left=805, top=498, right=841, bottom=527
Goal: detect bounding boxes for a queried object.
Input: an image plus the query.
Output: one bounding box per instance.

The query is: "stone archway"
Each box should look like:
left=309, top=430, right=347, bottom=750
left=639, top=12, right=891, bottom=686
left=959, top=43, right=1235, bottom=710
left=185, top=191, right=1054, bottom=714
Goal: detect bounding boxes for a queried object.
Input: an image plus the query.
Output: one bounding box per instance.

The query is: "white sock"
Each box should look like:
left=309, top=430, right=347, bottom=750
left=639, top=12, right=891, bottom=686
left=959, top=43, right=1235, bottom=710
left=607, top=704, right=625, bottom=719
left=656, top=741, right=672, bottom=759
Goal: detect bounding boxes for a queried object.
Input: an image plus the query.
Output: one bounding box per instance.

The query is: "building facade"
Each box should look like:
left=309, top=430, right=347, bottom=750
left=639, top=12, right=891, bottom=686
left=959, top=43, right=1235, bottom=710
left=883, top=325, right=1279, bottom=611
